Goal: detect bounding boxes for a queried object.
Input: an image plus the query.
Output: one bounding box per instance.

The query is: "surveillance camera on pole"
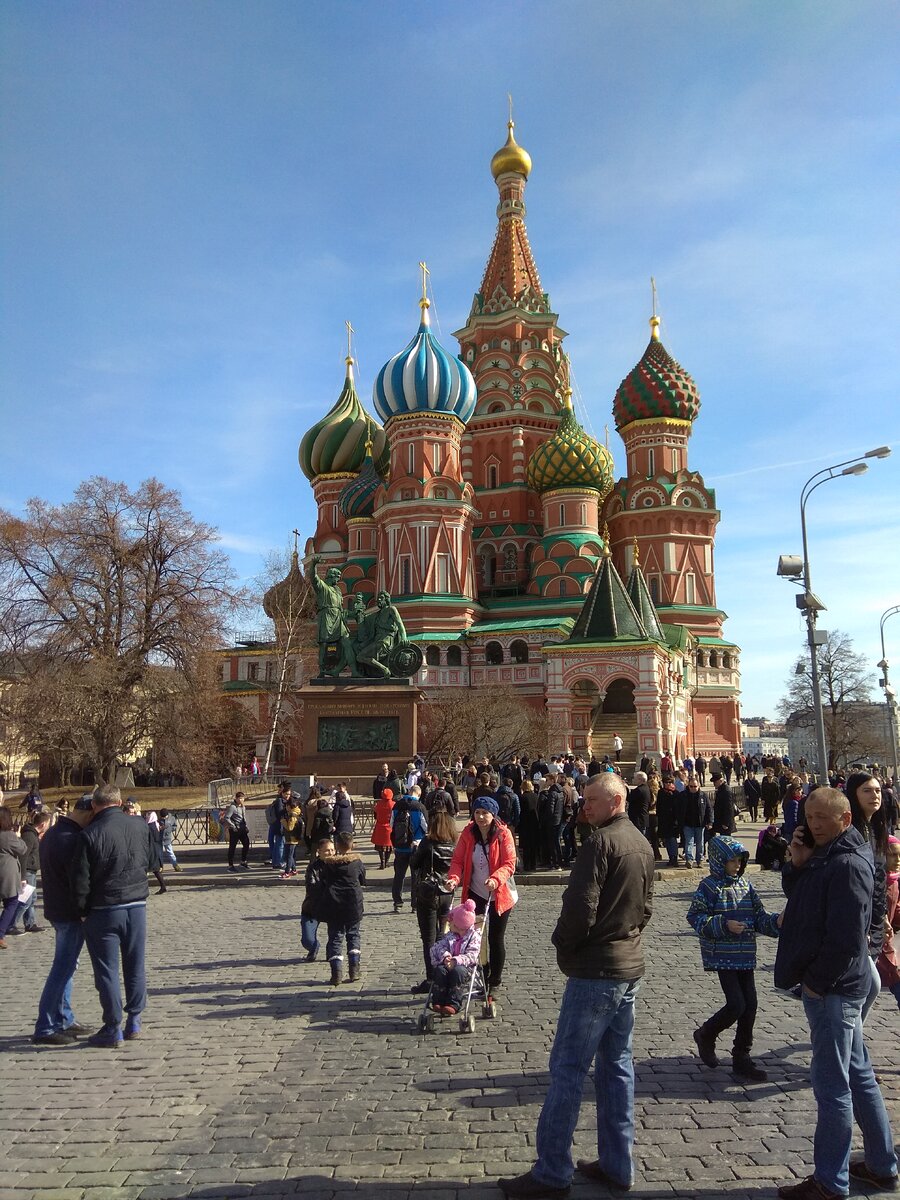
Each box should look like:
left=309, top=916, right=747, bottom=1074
left=777, top=555, right=804, bottom=579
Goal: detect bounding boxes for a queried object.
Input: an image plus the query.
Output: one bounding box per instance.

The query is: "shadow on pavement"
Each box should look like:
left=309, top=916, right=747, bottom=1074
left=185, top=1175, right=792, bottom=1199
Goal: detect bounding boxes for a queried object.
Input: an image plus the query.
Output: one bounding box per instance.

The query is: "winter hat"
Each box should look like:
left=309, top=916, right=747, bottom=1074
left=472, top=795, right=500, bottom=817
left=449, top=899, right=476, bottom=931
left=380, top=787, right=394, bottom=801
left=532, top=772, right=544, bottom=784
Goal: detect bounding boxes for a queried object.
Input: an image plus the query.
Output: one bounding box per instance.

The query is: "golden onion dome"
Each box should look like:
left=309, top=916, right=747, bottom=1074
left=490, top=120, right=532, bottom=180
left=527, top=391, right=613, bottom=495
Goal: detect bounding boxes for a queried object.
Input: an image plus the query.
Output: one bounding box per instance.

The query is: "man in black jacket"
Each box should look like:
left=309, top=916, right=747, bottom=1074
left=12, top=811, right=49, bottom=934
left=71, top=784, right=152, bottom=1049
left=775, top=790, right=897, bottom=1200
left=499, top=773, right=654, bottom=1199
left=31, top=797, right=95, bottom=1045
left=626, top=771, right=651, bottom=835
left=537, top=772, right=565, bottom=870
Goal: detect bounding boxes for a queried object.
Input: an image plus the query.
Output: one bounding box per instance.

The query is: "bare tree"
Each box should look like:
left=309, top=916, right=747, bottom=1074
left=0, top=477, right=247, bottom=783
left=418, top=685, right=559, bottom=764
left=778, top=630, right=874, bottom=769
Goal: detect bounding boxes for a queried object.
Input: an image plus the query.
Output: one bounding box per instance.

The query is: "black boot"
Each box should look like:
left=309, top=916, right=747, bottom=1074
left=330, top=960, right=343, bottom=986
left=732, top=1053, right=767, bottom=1081
left=693, top=1027, right=719, bottom=1068
left=348, top=956, right=360, bottom=982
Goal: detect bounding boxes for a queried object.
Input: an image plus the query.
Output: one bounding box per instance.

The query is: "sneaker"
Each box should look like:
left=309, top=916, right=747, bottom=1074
left=31, top=1031, right=77, bottom=1046
left=848, top=1161, right=900, bottom=1191
left=173, top=863, right=181, bottom=872
left=778, top=1176, right=843, bottom=1200
left=86, top=1029, right=124, bottom=1049
left=576, top=1160, right=632, bottom=1190
left=303, top=949, right=318, bottom=963
left=240, top=862, right=251, bottom=869
left=228, top=865, right=237, bottom=872
left=8, top=927, right=24, bottom=936
left=693, top=1027, right=719, bottom=1068
left=410, top=980, right=431, bottom=994
left=25, top=924, right=46, bottom=933
left=498, top=1170, right=571, bottom=1198
left=279, top=872, right=291, bottom=880
left=732, top=1054, right=767, bottom=1082
left=123, top=1016, right=141, bottom=1040
left=62, top=1023, right=90, bottom=1036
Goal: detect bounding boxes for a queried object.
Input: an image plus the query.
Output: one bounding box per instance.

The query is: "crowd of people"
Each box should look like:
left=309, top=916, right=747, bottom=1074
left=2, top=749, right=898, bottom=1200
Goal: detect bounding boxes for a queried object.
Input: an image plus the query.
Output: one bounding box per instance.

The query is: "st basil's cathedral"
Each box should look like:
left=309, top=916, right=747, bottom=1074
left=233, top=120, right=741, bottom=768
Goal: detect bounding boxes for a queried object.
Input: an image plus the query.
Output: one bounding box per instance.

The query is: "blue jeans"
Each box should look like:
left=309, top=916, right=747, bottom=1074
left=161, top=844, right=178, bottom=868
left=326, top=921, right=361, bottom=963
left=15, top=869, right=38, bottom=928
left=34, top=920, right=85, bottom=1037
left=802, top=991, right=897, bottom=1195
left=268, top=825, right=284, bottom=868
left=84, top=904, right=148, bottom=1034
left=683, top=826, right=704, bottom=864
left=300, top=915, right=319, bottom=955
left=663, top=836, right=679, bottom=865
left=533, top=976, right=640, bottom=1189
left=284, top=842, right=297, bottom=873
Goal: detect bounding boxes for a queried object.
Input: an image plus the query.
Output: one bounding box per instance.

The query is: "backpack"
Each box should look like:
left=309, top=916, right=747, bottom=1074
left=391, top=806, right=413, bottom=849
left=311, top=811, right=335, bottom=842
left=265, top=801, right=278, bottom=826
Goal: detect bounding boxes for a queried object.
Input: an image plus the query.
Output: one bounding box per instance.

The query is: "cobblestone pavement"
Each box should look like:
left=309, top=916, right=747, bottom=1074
left=1, top=871, right=897, bottom=1200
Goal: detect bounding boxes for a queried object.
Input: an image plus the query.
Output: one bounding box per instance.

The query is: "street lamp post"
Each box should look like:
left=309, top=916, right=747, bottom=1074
left=879, top=605, right=900, bottom=783
left=778, top=446, right=892, bottom=781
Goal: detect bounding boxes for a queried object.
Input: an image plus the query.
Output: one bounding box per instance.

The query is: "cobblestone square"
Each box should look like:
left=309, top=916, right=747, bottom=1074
left=1, top=871, right=897, bottom=1200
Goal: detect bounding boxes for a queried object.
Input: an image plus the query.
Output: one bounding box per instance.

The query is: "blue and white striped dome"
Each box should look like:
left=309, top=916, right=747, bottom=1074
left=373, top=302, right=477, bottom=425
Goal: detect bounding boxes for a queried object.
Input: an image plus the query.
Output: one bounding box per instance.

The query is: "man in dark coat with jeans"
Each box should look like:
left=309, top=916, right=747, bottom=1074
left=499, top=773, right=654, bottom=1199
left=71, top=784, right=152, bottom=1049
left=31, top=796, right=96, bottom=1045
left=775, top=789, right=897, bottom=1200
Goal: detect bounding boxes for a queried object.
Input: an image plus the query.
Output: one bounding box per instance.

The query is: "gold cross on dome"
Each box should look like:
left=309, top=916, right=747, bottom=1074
left=418, top=261, right=430, bottom=308
left=651, top=276, right=658, bottom=318
left=345, top=320, right=354, bottom=364
left=291, top=528, right=300, bottom=555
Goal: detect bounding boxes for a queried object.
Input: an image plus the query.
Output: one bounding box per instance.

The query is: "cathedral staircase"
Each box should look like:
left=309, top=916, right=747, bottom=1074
left=589, top=713, right=639, bottom=770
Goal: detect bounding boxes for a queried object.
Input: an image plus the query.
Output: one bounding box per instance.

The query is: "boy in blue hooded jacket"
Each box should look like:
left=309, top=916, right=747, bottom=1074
left=687, top=834, right=783, bottom=1081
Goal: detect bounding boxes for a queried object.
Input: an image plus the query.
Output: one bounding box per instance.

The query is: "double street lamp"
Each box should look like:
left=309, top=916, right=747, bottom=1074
left=879, top=605, right=900, bottom=783
left=777, top=446, right=892, bottom=779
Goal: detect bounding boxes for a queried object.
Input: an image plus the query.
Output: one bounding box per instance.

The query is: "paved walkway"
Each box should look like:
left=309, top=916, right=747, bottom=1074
left=1, top=873, right=897, bottom=1200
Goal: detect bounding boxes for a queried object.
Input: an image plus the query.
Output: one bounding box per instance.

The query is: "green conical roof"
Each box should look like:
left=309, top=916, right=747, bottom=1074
left=567, top=555, right=648, bottom=643
left=626, top=563, right=665, bottom=643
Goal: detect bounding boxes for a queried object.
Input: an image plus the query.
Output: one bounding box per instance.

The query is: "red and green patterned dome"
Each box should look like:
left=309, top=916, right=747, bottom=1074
left=613, top=318, right=700, bottom=431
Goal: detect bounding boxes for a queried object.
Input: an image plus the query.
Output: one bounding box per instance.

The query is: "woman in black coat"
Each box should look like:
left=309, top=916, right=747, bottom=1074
left=517, top=781, right=540, bottom=873
left=408, top=809, right=457, bottom=994
left=655, top=781, right=682, bottom=867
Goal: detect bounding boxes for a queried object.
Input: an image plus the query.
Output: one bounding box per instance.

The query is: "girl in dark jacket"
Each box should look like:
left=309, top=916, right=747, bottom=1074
left=408, top=809, right=457, bottom=994
left=320, top=831, right=366, bottom=986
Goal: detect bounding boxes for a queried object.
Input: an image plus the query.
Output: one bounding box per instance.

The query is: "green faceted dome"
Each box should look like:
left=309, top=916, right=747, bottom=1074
left=299, top=359, right=389, bottom=481
left=527, top=393, right=613, bottom=495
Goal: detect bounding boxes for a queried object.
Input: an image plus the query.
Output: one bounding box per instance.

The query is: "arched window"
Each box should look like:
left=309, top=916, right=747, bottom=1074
left=648, top=575, right=661, bottom=604
left=485, top=641, right=504, bottom=665
left=696, top=650, right=707, bottom=668
left=425, top=646, right=441, bottom=667
left=510, top=640, right=529, bottom=664
left=502, top=544, right=517, bottom=571
left=559, top=503, right=565, bottom=526
left=722, top=653, right=732, bottom=669
left=487, top=463, right=499, bottom=489
left=447, top=645, right=462, bottom=667
left=709, top=651, right=719, bottom=668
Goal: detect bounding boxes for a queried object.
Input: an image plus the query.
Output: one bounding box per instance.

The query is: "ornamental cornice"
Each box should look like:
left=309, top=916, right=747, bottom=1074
left=312, top=472, right=357, bottom=483
left=541, top=486, right=602, bottom=498
left=619, top=417, right=693, bottom=435
left=386, top=410, right=466, bottom=431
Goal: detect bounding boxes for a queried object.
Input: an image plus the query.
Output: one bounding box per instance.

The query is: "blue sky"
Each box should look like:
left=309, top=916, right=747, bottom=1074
left=2, top=1, right=898, bottom=718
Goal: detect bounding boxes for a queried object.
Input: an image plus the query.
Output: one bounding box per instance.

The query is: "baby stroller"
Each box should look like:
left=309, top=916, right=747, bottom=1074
left=416, top=896, right=498, bottom=1035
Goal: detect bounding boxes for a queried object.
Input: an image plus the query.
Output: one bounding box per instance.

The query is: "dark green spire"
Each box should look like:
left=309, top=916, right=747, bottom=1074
left=626, top=563, right=665, bottom=643
left=567, top=554, right=648, bottom=643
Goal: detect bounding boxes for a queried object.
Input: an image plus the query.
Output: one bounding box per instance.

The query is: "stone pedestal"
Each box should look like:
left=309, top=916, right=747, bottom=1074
left=298, top=682, right=423, bottom=781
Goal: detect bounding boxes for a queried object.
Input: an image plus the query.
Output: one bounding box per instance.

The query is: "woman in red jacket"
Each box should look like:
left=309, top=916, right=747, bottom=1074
left=446, top=795, right=517, bottom=996
left=371, top=787, right=395, bottom=869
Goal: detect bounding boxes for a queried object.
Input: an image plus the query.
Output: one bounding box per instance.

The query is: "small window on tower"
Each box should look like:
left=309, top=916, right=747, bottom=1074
left=435, top=554, right=450, bottom=593
left=647, top=449, right=655, bottom=475
left=447, top=645, right=462, bottom=667
left=559, top=503, right=565, bottom=526
left=648, top=575, right=661, bottom=604
left=425, top=646, right=441, bottom=667
left=433, top=443, right=442, bottom=472
left=408, top=443, right=415, bottom=476
left=433, top=487, right=447, bottom=499
left=331, top=504, right=339, bottom=527
left=400, top=557, right=412, bottom=594
left=487, top=464, right=499, bottom=489
left=685, top=573, right=696, bottom=604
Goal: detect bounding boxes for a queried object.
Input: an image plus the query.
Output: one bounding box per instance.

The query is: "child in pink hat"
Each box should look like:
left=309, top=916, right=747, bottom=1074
left=428, top=899, right=483, bottom=1014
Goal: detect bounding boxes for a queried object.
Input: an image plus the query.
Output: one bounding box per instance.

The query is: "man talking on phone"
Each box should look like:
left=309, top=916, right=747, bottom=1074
left=774, top=788, right=897, bottom=1200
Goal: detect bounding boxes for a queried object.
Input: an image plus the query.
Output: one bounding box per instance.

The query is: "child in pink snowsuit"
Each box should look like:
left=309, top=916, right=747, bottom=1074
left=429, top=899, right=483, bottom=1014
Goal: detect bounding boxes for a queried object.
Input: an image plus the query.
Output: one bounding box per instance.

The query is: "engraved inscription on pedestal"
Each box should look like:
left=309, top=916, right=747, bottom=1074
left=317, top=715, right=400, bottom=754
